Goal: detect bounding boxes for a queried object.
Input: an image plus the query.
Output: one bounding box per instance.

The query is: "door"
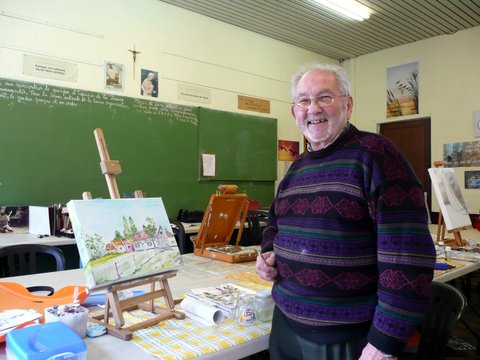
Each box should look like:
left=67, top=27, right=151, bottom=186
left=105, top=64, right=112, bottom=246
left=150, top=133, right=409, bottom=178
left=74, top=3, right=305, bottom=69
left=380, top=118, right=432, bottom=217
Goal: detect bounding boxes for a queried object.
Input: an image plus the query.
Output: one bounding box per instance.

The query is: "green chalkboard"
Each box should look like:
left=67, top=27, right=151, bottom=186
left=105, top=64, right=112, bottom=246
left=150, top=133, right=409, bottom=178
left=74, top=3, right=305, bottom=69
left=198, top=108, right=277, bottom=181
left=0, top=78, right=276, bottom=216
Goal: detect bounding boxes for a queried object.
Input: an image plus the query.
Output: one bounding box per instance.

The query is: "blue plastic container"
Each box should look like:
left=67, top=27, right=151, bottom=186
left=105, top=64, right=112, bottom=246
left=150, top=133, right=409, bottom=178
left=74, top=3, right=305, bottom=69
left=6, top=322, right=87, bottom=360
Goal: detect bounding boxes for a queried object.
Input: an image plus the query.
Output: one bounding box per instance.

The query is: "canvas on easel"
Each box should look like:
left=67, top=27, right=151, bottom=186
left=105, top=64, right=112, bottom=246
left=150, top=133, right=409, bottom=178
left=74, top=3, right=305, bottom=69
left=70, top=128, right=184, bottom=341
left=428, top=167, right=471, bottom=246
left=67, top=197, right=182, bottom=290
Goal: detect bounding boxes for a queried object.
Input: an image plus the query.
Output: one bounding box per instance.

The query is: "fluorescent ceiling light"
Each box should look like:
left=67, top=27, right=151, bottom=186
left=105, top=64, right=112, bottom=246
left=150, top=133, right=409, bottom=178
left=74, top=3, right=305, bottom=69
left=313, top=0, right=371, bottom=21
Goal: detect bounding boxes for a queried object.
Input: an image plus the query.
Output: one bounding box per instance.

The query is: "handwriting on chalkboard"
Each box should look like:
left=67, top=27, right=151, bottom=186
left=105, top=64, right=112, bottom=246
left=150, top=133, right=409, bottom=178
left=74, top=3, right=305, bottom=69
left=0, top=78, right=198, bottom=126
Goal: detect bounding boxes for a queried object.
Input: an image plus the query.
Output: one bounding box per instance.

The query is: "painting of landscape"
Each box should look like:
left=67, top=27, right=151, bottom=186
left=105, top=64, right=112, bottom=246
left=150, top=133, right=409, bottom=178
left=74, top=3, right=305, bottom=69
left=386, top=61, right=419, bottom=118
left=67, top=198, right=182, bottom=289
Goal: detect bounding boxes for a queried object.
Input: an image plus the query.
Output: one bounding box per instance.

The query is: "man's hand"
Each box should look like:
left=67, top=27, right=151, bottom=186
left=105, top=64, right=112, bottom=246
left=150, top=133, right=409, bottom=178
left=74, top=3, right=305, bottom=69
left=359, top=343, right=397, bottom=360
left=255, top=251, right=277, bottom=282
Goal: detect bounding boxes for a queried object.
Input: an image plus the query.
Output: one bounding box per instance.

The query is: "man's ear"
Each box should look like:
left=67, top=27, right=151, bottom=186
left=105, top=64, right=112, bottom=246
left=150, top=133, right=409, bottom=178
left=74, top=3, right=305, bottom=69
left=290, top=104, right=296, bottom=118
left=346, top=96, right=354, bottom=120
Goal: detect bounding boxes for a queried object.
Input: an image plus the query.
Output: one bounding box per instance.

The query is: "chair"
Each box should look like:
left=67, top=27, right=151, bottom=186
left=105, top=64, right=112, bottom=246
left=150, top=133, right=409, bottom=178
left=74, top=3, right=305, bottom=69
left=414, top=281, right=467, bottom=360
left=169, top=218, right=189, bottom=254
left=0, top=244, right=66, bottom=277
left=241, top=210, right=268, bottom=246
left=0, top=244, right=66, bottom=295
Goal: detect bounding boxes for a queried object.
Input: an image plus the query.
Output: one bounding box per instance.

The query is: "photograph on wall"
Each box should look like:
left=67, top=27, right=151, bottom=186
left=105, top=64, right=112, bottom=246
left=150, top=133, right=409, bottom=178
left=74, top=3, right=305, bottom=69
left=428, top=168, right=471, bottom=230
left=465, top=170, right=480, bottom=189
left=67, top=198, right=182, bottom=289
left=278, top=140, right=299, bottom=161
left=443, top=141, right=480, bottom=167
left=0, top=206, right=29, bottom=234
left=140, top=69, right=158, bottom=97
left=386, top=61, right=419, bottom=118
left=105, top=61, right=124, bottom=92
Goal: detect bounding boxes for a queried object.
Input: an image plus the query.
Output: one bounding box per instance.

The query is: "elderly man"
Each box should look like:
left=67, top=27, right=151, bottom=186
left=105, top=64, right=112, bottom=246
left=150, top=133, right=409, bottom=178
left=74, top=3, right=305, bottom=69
left=256, top=63, right=435, bottom=360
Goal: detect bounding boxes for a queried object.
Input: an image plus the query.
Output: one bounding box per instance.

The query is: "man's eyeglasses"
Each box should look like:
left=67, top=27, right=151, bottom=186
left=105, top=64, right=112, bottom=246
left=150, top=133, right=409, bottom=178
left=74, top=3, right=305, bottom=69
left=294, top=94, right=347, bottom=110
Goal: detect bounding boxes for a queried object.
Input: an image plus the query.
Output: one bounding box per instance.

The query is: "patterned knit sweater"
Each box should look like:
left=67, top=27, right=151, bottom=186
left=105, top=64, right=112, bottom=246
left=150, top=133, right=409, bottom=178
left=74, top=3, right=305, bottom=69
left=262, top=124, right=436, bottom=355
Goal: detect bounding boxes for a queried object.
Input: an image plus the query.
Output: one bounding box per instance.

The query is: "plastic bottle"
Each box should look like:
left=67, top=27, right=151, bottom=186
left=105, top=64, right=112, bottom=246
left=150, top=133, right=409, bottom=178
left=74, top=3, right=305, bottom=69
left=437, top=241, right=446, bottom=259
left=253, top=289, right=274, bottom=322
left=236, top=296, right=256, bottom=325
left=445, top=246, right=452, bottom=261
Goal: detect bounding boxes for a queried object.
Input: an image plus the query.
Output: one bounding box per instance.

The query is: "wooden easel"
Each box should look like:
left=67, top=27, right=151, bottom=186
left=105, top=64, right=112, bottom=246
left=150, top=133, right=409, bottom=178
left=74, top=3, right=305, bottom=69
left=85, top=128, right=184, bottom=340
left=433, top=161, right=467, bottom=247
left=436, top=210, right=466, bottom=247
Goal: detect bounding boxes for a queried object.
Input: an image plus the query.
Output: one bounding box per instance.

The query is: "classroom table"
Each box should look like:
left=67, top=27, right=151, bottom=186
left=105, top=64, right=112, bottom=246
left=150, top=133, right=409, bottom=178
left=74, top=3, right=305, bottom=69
left=0, top=233, right=76, bottom=248
left=0, top=254, right=270, bottom=360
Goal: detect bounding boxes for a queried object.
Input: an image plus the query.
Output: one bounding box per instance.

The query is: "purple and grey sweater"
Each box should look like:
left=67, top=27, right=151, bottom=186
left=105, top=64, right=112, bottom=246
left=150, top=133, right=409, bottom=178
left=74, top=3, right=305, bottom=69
left=262, top=124, right=436, bottom=355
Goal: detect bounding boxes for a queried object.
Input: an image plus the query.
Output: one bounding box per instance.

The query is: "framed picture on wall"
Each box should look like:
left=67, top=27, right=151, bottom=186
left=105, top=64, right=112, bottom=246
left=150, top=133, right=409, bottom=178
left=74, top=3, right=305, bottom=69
left=105, top=61, right=124, bottom=92
left=386, top=61, right=419, bottom=118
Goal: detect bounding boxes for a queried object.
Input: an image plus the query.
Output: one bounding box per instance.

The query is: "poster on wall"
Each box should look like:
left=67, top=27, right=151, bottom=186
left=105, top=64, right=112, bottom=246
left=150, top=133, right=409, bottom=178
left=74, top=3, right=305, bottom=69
left=140, top=69, right=158, bottom=97
left=278, top=140, right=299, bottom=161
left=386, top=61, right=419, bottom=118
left=105, top=61, right=124, bottom=92
left=465, top=170, right=480, bottom=189
left=443, top=141, right=480, bottom=167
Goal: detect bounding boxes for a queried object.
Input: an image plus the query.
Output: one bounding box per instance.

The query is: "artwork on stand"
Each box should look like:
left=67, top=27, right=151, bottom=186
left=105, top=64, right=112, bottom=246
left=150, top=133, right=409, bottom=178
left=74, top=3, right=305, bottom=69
left=428, top=168, right=471, bottom=230
left=67, top=198, right=182, bottom=289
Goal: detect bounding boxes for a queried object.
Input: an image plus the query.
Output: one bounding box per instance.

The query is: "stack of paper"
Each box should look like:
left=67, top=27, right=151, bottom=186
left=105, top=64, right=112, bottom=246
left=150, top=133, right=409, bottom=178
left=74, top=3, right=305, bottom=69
left=0, top=309, right=42, bottom=342
left=184, top=283, right=256, bottom=321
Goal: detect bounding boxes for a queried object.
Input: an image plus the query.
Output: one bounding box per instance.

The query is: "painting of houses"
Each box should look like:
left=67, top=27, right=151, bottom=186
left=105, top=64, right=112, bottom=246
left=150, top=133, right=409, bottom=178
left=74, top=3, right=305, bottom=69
left=67, top=198, right=182, bottom=289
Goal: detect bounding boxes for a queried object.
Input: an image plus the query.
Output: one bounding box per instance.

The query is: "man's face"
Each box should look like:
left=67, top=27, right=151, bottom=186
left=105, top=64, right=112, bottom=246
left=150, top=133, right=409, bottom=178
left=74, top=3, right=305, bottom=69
left=291, top=70, right=353, bottom=151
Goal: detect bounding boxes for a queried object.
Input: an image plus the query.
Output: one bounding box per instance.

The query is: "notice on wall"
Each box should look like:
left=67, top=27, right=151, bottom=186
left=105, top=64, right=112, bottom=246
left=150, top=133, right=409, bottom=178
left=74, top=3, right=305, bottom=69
left=23, top=54, right=78, bottom=82
left=202, top=153, right=216, bottom=177
left=178, top=83, right=211, bottom=104
left=238, top=95, right=270, bottom=114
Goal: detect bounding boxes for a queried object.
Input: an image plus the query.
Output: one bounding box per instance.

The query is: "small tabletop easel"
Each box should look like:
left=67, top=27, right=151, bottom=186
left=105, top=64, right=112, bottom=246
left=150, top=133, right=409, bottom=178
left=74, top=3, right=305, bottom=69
left=433, top=161, right=467, bottom=247
left=85, top=128, right=184, bottom=340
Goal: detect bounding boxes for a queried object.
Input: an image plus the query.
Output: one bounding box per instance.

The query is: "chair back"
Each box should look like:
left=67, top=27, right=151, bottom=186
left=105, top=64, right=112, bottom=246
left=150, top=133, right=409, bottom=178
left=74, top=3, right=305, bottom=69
left=242, top=210, right=268, bottom=246
left=415, top=281, right=467, bottom=359
left=0, top=244, right=66, bottom=277
left=169, top=219, right=189, bottom=254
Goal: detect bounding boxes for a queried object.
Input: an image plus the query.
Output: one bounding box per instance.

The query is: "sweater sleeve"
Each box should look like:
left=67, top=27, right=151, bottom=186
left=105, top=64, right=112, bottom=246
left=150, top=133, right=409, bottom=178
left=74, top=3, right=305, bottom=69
left=366, top=144, right=436, bottom=355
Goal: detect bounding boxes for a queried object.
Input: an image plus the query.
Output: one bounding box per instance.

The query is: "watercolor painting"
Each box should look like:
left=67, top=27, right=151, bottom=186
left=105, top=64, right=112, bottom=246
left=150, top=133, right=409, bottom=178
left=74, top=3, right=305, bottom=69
left=386, top=62, right=419, bottom=118
left=278, top=140, right=299, bottom=161
left=443, top=141, right=480, bottom=167
left=67, top=198, right=182, bottom=289
left=465, top=171, right=480, bottom=189
left=428, top=168, right=471, bottom=230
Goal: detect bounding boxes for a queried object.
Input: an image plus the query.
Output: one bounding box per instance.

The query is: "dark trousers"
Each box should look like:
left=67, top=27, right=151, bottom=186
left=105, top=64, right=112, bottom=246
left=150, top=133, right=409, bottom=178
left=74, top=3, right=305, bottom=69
left=269, top=307, right=367, bottom=360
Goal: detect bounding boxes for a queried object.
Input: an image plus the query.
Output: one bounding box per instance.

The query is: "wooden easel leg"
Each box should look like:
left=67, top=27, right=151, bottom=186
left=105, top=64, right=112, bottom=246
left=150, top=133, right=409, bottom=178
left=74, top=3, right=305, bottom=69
left=454, top=231, right=464, bottom=247
left=437, top=211, right=444, bottom=244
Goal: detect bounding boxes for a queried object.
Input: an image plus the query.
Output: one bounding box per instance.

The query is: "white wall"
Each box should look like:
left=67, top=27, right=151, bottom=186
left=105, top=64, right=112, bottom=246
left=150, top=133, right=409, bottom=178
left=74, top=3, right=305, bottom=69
left=346, top=25, right=480, bottom=216
left=0, top=0, right=335, bottom=192
left=3, top=0, right=479, bottom=215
